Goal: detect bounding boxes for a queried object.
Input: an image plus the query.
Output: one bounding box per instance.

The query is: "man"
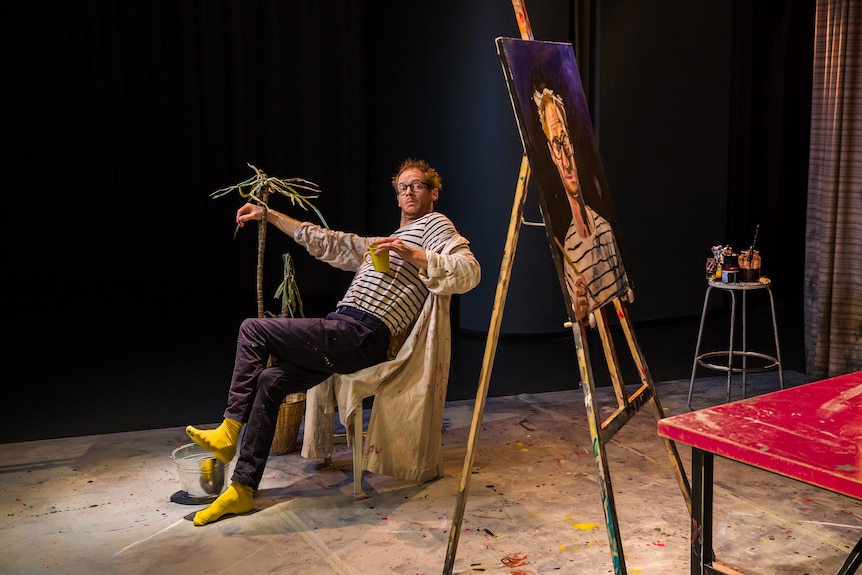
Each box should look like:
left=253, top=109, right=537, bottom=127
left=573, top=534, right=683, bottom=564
left=533, top=87, right=630, bottom=323
left=186, top=158, right=481, bottom=525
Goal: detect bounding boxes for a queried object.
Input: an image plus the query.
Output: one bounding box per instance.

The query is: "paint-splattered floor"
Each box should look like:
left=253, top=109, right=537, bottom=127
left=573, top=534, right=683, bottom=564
left=2, top=371, right=859, bottom=575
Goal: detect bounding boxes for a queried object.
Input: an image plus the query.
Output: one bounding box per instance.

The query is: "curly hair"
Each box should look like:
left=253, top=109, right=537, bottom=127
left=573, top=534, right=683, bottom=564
left=391, top=158, right=443, bottom=192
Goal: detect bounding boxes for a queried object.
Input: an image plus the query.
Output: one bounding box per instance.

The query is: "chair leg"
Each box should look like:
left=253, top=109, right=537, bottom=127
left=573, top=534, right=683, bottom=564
left=351, top=409, right=365, bottom=498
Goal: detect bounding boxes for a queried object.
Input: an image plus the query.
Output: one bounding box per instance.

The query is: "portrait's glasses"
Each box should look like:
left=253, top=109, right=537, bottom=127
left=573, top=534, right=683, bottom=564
left=396, top=180, right=430, bottom=195
left=550, top=134, right=574, bottom=160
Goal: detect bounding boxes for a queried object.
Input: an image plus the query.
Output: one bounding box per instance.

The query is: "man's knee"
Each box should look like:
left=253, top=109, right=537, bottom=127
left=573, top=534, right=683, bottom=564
left=257, top=365, right=286, bottom=389
left=239, top=317, right=264, bottom=337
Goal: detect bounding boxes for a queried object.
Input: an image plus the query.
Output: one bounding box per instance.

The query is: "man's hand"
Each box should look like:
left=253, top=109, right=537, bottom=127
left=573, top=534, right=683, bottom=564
left=373, top=237, right=428, bottom=271
left=573, top=274, right=590, bottom=321
left=236, top=204, right=301, bottom=237
left=236, top=203, right=264, bottom=227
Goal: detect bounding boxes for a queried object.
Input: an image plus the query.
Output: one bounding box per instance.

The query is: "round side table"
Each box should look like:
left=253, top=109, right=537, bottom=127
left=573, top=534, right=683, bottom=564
left=687, top=277, right=784, bottom=410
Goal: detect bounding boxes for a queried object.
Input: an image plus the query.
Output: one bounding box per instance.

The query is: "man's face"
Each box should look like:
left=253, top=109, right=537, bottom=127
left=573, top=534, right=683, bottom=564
left=396, top=167, right=438, bottom=220
left=545, top=103, right=580, bottom=196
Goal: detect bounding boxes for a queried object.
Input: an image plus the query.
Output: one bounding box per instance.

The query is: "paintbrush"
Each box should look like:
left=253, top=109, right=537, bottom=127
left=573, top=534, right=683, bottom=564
left=747, top=224, right=760, bottom=266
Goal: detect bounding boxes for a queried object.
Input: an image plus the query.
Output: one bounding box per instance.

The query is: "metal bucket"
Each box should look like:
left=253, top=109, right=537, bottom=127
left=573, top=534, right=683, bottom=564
left=171, top=443, right=228, bottom=502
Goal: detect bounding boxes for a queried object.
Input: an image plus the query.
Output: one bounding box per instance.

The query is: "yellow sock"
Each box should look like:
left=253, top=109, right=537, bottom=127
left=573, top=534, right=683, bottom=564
left=193, top=482, right=253, bottom=526
left=186, top=418, right=242, bottom=464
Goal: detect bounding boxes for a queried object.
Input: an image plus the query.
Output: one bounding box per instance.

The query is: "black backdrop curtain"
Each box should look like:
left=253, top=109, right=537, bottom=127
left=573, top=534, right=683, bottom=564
left=726, top=0, right=814, bottom=307
left=3, top=2, right=366, bottom=428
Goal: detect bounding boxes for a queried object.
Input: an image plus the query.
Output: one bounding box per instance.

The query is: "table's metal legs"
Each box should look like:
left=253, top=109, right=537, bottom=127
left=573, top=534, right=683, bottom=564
left=691, top=446, right=861, bottom=575
left=836, top=535, right=862, bottom=575
left=691, top=448, right=716, bottom=575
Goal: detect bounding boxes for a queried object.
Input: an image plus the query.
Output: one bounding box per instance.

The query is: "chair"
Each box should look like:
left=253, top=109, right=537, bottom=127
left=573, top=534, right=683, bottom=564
left=301, top=293, right=452, bottom=497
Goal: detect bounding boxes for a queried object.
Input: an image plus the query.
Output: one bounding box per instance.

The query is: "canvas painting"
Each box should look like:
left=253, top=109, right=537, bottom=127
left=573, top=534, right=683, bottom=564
left=497, top=37, right=632, bottom=326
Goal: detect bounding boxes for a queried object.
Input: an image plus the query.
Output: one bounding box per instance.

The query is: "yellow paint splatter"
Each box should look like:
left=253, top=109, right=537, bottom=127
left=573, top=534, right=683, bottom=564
left=572, top=522, right=597, bottom=531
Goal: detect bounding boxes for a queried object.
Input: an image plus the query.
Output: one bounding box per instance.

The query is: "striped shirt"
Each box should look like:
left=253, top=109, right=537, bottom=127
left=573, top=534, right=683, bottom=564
left=563, top=206, right=629, bottom=320
left=338, top=212, right=458, bottom=336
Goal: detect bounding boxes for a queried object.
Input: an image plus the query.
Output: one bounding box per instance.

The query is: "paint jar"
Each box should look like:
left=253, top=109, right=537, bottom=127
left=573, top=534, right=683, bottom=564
left=721, top=268, right=739, bottom=283
left=705, top=257, right=717, bottom=280
left=739, top=249, right=761, bottom=282
left=721, top=253, right=739, bottom=283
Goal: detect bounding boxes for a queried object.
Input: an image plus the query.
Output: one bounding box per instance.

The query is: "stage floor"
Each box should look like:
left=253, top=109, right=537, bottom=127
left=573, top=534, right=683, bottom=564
left=2, top=371, right=859, bottom=575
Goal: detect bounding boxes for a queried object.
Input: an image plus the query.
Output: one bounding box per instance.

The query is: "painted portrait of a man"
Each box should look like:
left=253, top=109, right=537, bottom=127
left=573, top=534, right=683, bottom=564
left=497, top=37, right=632, bottom=325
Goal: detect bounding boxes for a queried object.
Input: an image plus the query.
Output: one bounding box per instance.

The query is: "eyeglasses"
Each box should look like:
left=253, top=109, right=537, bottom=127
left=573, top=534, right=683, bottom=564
left=550, top=134, right=574, bottom=160
left=396, top=180, right=430, bottom=195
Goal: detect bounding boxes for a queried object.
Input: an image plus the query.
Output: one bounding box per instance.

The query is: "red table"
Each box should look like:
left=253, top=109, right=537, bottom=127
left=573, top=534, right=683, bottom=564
left=657, top=371, right=862, bottom=574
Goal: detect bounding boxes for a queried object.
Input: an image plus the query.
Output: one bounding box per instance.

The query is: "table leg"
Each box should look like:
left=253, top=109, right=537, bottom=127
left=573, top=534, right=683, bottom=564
left=836, top=534, right=861, bottom=575
left=692, top=448, right=716, bottom=574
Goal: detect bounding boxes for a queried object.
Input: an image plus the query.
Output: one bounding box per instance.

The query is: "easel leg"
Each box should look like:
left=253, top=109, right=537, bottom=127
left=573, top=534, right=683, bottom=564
left=575, top=319, right=628, bottom=574
left=442, top=155, right=531, bottom=575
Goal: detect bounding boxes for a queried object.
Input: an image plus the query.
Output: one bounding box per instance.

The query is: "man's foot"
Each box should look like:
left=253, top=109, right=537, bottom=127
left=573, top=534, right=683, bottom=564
left=193, top=482, right=253, bottom=526
left=186, top=418, right=242, bottom=464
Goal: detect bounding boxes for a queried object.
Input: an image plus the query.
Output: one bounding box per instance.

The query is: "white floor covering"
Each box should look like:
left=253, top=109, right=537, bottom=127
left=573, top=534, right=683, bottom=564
left=2, top=371, right=859, bottom=575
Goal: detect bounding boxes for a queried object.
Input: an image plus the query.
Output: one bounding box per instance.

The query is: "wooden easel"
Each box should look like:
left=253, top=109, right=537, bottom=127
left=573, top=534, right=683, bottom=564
left=442, top=3, right=691, bottom=574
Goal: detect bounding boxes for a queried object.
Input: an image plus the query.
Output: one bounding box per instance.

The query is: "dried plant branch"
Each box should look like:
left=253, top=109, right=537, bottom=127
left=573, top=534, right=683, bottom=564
left=273, top=252, right=304, bottom=318
left=211, top=163, right=329, bottom=235
left=211, top=163, right=327, bottom=319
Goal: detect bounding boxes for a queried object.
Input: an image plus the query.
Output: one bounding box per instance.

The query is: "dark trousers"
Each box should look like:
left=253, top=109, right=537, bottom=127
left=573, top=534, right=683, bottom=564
left=227, top=307, right=390, bottom=489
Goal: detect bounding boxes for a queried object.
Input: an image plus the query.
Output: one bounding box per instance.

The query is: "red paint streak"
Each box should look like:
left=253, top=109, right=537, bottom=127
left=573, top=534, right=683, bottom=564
left=841, top=509, right=855, bottom=515
left=501, top=552, right=528, bottom=567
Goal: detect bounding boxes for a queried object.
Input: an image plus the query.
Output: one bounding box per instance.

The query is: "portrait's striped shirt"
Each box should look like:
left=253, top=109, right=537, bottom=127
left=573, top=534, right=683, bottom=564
left=563, top=207, right=629, bottom=319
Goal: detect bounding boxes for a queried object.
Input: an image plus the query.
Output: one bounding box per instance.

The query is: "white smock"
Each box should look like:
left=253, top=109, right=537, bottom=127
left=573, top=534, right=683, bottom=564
left=294, top=223, right=480, bottom=482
